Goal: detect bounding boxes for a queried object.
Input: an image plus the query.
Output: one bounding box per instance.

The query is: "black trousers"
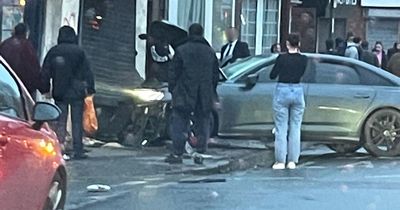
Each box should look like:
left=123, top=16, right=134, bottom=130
left=169, top=106, right=211, bottom=156
left=55, top=100, right=84, bottom=155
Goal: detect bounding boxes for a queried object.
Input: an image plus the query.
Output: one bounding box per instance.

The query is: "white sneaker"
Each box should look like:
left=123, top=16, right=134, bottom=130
left=287, top=162, right=296, bottom=170
left=272, top=162, right=285, bottom=170
left=63, top=154, right=71, bottom=161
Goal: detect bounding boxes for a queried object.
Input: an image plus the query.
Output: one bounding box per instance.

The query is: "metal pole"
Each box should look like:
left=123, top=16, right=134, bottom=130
left=329, top=0, right=334, bottom=39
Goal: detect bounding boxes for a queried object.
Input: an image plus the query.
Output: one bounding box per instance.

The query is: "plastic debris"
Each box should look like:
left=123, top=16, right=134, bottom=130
left=86, top=184, right=111, bottom=192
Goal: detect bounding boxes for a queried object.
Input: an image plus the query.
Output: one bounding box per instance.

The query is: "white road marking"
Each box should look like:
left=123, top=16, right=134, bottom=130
left=365, top=174, right=400, bottom=179
left=144, top=182, right=177, bottom=189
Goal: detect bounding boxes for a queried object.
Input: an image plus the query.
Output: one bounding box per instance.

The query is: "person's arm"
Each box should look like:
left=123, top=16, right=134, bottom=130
left=241, top=42, right=250, bottom=58
left=82, top=52, right=95, bottom=95
left=24, top=41, right=42, bottom=91
left=270, top=55, right=282, bottom=80
left=40, top=51, right=52, bottom=94
left=168, top=50, right=183, bottom=93
left=212, top=56, right=220, bottom=89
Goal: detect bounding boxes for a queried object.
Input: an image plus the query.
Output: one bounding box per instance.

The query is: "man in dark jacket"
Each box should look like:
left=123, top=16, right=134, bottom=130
left=0, top=23, right=42, bottom=98
left=360, top=41, right=379, bottom=67
left=220, top=27, right=250, bottom=68
left=41, top=26, right=95, bottom=160
left=388, top=42, right=400, bottom=61
left=166, top=24, right=219, bottom=164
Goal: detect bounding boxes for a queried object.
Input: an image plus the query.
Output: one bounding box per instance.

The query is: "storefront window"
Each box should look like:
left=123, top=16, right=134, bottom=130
left=262, top=0, right=279, bottom=53
left=1, top=0, right=24, bottom=41
left=241, top=0, right=257, bottom=55
left=212, top=0, right=233, bottom=51
left=176, top=0, right=205, bottom=29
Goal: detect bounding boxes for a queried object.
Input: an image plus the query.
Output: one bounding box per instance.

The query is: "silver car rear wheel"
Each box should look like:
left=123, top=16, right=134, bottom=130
left=363, top=109, right=400, bottom=157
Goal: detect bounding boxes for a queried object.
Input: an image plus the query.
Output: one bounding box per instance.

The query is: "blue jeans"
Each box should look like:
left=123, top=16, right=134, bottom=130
left=273, top=83, right=305, bottom=163
left=55, top=100, right=84, bottom=155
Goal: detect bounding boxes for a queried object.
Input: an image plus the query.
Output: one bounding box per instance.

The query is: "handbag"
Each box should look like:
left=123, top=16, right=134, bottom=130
left=83, top=95, right=98, bottom=135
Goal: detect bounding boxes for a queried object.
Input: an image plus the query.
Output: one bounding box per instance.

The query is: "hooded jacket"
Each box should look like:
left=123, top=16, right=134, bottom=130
left=41, top=26, right=95, bottom=101
left=168, top=36, right=219, bottom=113
left=0, top=35, right=41, bottom=94
left=345, top=42, right=359, bottom=60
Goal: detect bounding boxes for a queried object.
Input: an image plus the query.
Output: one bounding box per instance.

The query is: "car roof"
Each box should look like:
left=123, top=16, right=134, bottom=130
left=224, top=53, right=400, bottom=86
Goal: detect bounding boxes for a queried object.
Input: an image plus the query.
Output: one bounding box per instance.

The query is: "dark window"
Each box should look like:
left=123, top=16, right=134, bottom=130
left=0, top=64, right=24, bottom=118
left=357, top=66, right=394, bottom=86
left=313, top=62, right=360, bottom=85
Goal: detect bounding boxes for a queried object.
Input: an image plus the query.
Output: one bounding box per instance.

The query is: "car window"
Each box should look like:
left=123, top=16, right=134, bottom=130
left=0, top=63, right=24, bottom=118
left=312, top=61, right=360, bottom=85
left=357, top=66, right=394, bottom=86
left=257, top=64, right=276, bottom=83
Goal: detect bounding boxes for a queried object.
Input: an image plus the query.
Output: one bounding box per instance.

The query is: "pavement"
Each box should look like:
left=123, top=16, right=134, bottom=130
left=66, top=138, right=273, bottom=209
left=67, top=144, right=400, bottom=210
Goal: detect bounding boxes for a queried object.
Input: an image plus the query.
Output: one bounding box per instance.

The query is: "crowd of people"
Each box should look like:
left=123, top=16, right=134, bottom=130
left=324, top=32, right=400, bottom=75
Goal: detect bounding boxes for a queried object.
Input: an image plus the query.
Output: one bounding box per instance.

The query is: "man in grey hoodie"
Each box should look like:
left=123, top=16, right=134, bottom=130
left=344, top=32, right=359, bottom=60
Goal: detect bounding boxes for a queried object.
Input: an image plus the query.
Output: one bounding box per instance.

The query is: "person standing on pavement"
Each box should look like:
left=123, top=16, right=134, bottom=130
left=388, top=52, right=400, bottom=76
left=373, top=41, right=388, bottom=70
left=324, top=39, right=335, bottom=55
left=0, top=23, right=42, bottom=98
left=220, top=27, right=250, bottom=68
left=41, top=26, right=95, bottom=160
left=388, top=42, right=400, bottom=61
left=166, top=23, right=219, bottom=164
left=344, top=32, right=359, bottom=60
left=270, top=33, right=307, bottom=170
left=335, top=37, right=346, bottom=56
left=360, top=41, right=380, bottom=67
left=270, top=43, right=281, bottom=54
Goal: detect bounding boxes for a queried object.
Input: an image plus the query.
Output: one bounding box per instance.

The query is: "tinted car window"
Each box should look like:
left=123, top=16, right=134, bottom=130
left=357, top=66, right=394, bottom=86
left=313, top=62, right=360, bottom=85
left=0, top=64, right=24, bottom=118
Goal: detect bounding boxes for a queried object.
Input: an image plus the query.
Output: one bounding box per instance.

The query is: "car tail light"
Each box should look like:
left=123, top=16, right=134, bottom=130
left=33, top=139, right=57, bottom=157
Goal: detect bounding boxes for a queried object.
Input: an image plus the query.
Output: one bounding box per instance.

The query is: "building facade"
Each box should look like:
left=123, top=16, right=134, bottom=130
left=167, top=0, right=282, bottom=55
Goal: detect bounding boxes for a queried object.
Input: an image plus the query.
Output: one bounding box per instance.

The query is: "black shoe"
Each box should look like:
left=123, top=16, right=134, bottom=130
left=165, top=154, right=183, bottom=164
left=73, top=153, right=89, bottom=160
left=193, top=155, right=204, bottom=165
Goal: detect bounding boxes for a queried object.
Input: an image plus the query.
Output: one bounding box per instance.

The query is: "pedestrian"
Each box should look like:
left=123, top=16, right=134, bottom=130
left=165, top=23, right=219, bottom=164
left=353, top=37, right=363, bottom=59
left=388, top=42, right=400, bottom=61
left=41, top=26, right=95, bottom=160
left=220, top=27, right=250, bottom=68
left=270, top=43, right=281, bottom=54
left=0, top=23, right=42, bottom=98
left=360, top=41, right=379, bottom=67
left=269, top=33, right=307, bottom=170
left=324, top=39, right=335, bottom=55
left=335, top=37, right=346, bottom=56
left=373, top=41, right=388, bottom=70
left=388, top=52, right=400, bottom=76
left=344, top=32, right=359, bottom=59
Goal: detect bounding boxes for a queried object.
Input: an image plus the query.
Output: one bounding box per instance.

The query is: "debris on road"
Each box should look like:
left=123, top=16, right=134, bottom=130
left=86, top=184, right=111, bottom=193
left=178, top=177, right=226, bottom=184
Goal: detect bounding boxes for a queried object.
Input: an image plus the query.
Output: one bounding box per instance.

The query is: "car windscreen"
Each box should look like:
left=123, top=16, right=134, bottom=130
left=222, top=56, right=273, bottom=80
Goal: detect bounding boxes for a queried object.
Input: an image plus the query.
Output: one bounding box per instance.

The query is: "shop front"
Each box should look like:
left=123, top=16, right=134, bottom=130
left=167, top=0, right=281, bottom=55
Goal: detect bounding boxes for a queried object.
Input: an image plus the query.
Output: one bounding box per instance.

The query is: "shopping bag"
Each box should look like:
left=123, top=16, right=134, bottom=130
left=83, top=95, right=98, bottom=135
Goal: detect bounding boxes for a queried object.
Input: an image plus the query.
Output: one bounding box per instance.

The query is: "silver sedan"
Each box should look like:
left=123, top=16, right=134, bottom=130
left=215, top=54, right=400, bottom=157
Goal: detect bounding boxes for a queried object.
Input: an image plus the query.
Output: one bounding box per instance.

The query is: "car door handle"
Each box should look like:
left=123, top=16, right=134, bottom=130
left=354, top=94, right=370, bottom=99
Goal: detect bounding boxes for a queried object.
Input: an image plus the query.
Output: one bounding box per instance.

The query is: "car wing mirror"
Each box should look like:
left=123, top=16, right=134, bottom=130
left=32, top=102, right=61, bottom=130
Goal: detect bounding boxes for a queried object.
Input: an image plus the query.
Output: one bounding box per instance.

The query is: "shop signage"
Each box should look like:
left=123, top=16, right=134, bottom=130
left=361, top=0, right=400, bottom=7
left=336, top=0, right=358, bottom=6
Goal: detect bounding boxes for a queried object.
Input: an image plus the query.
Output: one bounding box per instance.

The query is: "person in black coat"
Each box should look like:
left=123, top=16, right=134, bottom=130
left=388, top=42, right=400, bottom=61
left=360, top=41, right=379, bottom=67
left=220, top=27, right=250, bottom=68
left=166, top=24, right=219, bottom=164
left=41, top=26, right=95, bottom=160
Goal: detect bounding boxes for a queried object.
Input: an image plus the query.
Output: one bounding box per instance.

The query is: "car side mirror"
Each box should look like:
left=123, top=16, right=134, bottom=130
left=242, top=73, right=259, bottom=90
left=32, top=102, right=61, bottom=130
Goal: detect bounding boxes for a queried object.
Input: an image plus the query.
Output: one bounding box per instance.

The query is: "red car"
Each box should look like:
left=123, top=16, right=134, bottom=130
left=0, top=57, right=66, bottom=210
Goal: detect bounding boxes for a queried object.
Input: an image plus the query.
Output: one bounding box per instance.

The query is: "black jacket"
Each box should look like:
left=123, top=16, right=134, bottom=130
left=220, top=41, right=250, bottom=67
left=41, top=26, right=95, bottom=101
left=361, top=50, right=380, bottom=67
left=168, top=36, right=219, bottom=113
